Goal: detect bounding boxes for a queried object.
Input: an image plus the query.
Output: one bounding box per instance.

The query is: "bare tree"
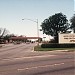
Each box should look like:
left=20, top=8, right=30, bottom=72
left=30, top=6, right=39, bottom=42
left=0, top=28, right=9, bottom=38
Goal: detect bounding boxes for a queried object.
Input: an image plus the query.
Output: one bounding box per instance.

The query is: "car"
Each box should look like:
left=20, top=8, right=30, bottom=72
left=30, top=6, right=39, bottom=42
left=26, top=42, right=30, bottom=44
left=13, top=41, right=21, bottom=44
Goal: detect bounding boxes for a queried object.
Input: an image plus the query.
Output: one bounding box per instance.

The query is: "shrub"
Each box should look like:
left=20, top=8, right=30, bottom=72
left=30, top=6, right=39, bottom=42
left=41, top=43, right=75, bottom=48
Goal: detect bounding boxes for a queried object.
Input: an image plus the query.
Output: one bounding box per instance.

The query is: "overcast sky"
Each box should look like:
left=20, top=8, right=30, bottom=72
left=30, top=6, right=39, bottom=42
left=0, top=0, right=74, bottom=40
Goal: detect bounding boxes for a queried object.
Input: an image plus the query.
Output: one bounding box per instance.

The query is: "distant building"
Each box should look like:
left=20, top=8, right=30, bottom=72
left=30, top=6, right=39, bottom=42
left=10, top=36, right=42, bottom=42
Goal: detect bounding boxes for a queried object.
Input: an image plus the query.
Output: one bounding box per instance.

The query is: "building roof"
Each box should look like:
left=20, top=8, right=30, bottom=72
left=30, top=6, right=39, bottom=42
left=10, top=36, right=41, bottom=40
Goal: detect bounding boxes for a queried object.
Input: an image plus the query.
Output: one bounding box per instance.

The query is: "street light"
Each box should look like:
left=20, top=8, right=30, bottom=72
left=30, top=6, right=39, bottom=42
left=22, top=18, right=39, bottom=45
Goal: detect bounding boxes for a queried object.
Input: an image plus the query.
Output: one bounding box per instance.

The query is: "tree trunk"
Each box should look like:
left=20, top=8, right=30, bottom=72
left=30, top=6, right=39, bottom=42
left=74, top=28, right=75, bottom=33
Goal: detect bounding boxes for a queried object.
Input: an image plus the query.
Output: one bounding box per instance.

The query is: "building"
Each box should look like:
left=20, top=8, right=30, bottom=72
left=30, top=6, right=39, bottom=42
left=10, top=36, right=42, bottom=43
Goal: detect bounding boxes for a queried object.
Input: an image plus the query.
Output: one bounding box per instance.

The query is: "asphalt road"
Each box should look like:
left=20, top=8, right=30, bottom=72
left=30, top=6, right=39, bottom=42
left=0, top=43, right=75, bottom=75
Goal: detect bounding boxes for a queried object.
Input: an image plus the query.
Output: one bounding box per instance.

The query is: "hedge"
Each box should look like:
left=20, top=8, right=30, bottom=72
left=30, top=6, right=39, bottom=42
left=41, top=43, right=75, bottom=48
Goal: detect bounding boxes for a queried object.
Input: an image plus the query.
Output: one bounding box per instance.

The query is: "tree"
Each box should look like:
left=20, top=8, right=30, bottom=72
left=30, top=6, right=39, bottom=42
left=0, top=28, right=9, bottom=43
left=70, top=14, right=75, bottom=33
left=0, top=28, right=9, bottom=38
left=41, top=13, right=70, bottom=43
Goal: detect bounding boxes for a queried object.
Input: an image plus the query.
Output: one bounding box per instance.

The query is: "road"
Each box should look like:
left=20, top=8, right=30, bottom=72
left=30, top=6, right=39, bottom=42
left=0, top=43, right=75, bottom=75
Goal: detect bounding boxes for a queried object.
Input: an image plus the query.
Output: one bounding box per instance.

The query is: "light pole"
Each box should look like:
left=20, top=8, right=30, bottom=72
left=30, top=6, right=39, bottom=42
left=22, top=18, right=39, bottom=45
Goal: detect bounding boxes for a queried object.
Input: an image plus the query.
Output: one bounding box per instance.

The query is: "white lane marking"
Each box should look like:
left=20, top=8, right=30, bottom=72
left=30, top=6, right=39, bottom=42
left=2, top=55, right=56, bottom=61
left=20, top=55, right=55, bottom=59
left=54, top=63, right=64, bottom=66
left=17, top=63, right=65, bottom=71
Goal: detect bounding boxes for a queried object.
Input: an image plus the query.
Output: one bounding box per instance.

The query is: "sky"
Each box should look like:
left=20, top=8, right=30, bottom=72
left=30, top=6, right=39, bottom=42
left=0, top=0, right=74, bottom=40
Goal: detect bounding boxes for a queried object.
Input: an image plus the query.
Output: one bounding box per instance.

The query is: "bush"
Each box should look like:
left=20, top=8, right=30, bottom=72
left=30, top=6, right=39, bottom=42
left=41, top=43, right=75, bottom=48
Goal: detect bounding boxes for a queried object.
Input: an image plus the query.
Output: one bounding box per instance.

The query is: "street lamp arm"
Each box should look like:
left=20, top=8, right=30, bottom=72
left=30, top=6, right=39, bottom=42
left=22, top=18, right=38, bottom=23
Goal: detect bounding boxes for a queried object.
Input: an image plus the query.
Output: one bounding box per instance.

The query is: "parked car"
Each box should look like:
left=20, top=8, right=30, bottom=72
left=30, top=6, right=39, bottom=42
left=26, top=42, right=30, bottom=44
left=13, top=41, right=21, bottom=44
